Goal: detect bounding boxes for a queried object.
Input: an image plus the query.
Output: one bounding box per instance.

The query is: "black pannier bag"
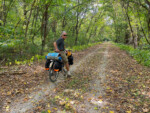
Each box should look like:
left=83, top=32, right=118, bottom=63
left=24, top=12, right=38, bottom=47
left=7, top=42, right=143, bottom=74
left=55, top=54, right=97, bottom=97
left=54, top=61, right=62, bottom=71
left=45, top=59, right=51, bottom=69
left=68, top=55, right=73, bottom=65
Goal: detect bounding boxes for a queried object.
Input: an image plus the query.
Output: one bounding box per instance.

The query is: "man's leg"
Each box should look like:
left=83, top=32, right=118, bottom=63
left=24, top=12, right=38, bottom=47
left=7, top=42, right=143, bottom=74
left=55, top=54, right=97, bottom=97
left=66, top=63, right=71, bottom=77
left=60, top=51, right=71, bottom=77
left=66, top=63, right=69, bottom=71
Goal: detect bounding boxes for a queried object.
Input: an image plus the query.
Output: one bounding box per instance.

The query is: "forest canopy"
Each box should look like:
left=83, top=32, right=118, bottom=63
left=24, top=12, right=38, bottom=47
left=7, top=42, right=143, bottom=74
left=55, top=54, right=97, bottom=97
left=0, top=0, right=150, bottom=64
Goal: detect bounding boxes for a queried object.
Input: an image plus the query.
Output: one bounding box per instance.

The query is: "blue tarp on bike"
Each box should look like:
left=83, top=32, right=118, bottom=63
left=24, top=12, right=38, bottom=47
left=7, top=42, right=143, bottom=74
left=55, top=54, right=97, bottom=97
left=45, top=53, right=59, bottom=60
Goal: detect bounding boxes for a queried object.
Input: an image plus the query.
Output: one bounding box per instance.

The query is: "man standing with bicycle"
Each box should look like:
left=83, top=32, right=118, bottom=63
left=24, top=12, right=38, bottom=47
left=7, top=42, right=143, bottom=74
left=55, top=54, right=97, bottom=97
left=53, top=31, right=71, bottom=77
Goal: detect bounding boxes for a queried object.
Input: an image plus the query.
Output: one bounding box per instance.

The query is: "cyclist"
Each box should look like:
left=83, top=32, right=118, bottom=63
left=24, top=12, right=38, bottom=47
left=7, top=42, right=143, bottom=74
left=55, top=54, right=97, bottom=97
left=53, top=31, right=71, bottom=77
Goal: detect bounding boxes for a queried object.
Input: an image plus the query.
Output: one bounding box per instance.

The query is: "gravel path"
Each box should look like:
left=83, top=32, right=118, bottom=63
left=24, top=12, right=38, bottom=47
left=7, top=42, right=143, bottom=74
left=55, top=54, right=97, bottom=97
left=3, top=42, right=148, bottom=113
left=6, top=43, right=105, bottom=113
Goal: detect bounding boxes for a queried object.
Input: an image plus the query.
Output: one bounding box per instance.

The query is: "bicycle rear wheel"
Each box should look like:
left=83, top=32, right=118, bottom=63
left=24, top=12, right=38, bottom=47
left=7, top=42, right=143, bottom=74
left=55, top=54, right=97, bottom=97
left=49, top=67, right=59, bottom=82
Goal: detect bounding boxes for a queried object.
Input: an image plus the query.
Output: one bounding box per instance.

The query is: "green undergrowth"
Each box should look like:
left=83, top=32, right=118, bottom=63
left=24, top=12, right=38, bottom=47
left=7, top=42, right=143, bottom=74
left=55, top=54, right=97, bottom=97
left=2, top=54, right=45, bottom=67
left=4, top=42, right=102, bottom=66
left=115, top=43, right=150, bottom=67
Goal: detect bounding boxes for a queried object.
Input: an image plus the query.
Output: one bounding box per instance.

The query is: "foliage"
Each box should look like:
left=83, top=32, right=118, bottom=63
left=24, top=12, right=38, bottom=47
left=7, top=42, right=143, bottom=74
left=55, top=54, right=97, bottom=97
left=115, top=43, right=150, bottom=67
left=1, top=0, right=150, bottom=65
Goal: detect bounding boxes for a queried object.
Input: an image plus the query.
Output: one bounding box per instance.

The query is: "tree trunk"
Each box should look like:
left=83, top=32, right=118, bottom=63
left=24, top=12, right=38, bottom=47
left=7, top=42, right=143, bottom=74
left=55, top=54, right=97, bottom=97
left=2, top=0, right=6, bottom=26
left=62, top=6, right=66, bottom=29
left=25, top=0, right=36, bottom=42
left=23, top=0, right=27, bottom=45
left=41, top=4, right=49, bottom=55
left=137, top=8, right=150, bottom=45
left=32, top=27, right=41, bottom=46
left=144, top=0, right=150, bottom=41
left=122, top=2, right=136, bottom=48
left=74, top=0, right=79, bottom=45
left=85, top=15, right=95, bottom=38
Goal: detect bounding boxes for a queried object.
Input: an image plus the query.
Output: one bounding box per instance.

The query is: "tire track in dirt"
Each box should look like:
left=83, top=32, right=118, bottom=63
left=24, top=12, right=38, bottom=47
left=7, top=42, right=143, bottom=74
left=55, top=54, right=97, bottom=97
left=6, top=44, right=104, bottom=113
left=76, top=42, right=110, bottom=113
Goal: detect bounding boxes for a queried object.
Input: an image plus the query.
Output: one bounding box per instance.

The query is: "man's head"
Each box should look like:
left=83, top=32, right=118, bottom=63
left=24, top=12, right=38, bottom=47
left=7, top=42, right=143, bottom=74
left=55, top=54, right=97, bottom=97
left=61, top=31, right=67, bottom=40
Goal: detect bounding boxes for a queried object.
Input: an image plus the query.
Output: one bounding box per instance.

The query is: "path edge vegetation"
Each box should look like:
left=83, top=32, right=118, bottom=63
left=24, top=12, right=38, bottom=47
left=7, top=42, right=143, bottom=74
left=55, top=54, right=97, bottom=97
left=3, top=42, right=102, bottom=66
left=115, top=43, right=150, bottom=67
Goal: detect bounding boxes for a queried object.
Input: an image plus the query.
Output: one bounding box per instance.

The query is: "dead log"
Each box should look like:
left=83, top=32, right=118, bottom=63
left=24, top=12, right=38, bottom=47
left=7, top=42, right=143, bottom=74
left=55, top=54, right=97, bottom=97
left=0, top=71, right=26, bottom=75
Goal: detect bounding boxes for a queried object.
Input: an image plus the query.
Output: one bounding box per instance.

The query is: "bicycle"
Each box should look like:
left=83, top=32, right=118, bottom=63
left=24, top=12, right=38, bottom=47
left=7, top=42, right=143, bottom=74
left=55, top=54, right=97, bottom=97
left=46, top=50, right=73, bottom=82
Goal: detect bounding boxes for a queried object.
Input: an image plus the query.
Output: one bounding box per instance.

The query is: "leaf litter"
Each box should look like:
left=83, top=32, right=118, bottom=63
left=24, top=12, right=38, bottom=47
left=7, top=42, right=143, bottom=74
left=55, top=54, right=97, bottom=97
left=0, top=42, right=150, bottom=113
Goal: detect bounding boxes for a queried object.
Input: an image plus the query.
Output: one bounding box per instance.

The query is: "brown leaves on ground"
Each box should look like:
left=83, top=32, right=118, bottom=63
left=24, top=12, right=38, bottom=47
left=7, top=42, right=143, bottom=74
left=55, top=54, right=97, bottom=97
left=1, top=43, right=150, bottom=113
left=0, top=44, right=101, bottom=112
left=104, top=45, right=150, bottom=113
left=0, top=63, right=47, bottom=111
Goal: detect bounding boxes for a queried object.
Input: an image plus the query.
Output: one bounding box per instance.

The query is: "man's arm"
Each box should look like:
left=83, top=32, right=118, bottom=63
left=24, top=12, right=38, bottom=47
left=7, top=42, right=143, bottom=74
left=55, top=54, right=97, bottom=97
left=53, top=42, right=59, bottom=52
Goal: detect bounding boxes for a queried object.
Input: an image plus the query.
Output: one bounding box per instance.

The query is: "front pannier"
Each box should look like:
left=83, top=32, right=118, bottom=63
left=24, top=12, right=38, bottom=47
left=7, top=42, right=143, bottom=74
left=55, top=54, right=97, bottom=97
left=68, top=55, right=73, bottom=65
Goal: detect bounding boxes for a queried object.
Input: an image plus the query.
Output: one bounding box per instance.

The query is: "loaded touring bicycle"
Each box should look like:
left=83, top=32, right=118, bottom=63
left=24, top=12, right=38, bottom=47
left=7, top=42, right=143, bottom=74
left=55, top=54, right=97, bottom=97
left=45, top=50, right=73, bottom=82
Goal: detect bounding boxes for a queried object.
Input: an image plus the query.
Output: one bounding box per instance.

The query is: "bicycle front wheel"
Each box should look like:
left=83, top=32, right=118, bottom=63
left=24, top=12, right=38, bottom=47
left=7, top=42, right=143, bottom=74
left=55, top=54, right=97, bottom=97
left=49, top=68, right=59, bottom=82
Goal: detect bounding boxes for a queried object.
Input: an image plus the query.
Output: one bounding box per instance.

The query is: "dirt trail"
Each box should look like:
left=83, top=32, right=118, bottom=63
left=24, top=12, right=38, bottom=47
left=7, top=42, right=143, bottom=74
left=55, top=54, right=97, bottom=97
left=79, top=43, right=109, bottom=113
left=2, top=43, right=105, bottom=113
left=1, top=42, right=149, bottom=113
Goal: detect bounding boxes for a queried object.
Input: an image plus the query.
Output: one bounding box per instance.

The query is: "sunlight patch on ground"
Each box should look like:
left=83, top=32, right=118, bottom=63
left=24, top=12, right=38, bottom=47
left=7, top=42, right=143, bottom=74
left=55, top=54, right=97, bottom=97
left=90, top=97, right=104, bottom=106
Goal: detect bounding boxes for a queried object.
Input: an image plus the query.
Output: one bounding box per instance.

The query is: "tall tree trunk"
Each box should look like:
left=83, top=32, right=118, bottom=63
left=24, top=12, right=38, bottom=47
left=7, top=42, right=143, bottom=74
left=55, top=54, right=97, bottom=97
left=30, top=7, right=39, bottom=45
left=3, top=0, right=14, bottom=26
left=62, top=6, right=66, bottom=29
left=30, top=6, right=37, bottom=35
left=52, top=20, right=57, bottom=38
left=0, top=0, right=2, bottom=26
left=137, top=8, right=150, bottom=45
left=25, top=0, right=36, bottom=43
left=93, top=26, right=98, bottom=37
left=144, top=0, right=150, bottom=41
left=23, top=0, right=27, bottom=45
left=74, top=0, right=79, bottom=45
left=88, top=27, right=94, bottom=43
left=41, top=4, right=49, bottom=55
left=32, top=27, right=41, bottom=46
left=85, top=15, right=95, bottom=38
left=122, top=2, right=137, bottom=48
left=2, top=0, right=6, bottom=26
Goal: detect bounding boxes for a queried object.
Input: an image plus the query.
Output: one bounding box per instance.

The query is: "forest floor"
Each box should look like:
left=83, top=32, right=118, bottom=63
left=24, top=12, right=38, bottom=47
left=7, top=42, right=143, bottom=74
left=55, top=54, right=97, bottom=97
left=0, top=42, right=150, bottom=113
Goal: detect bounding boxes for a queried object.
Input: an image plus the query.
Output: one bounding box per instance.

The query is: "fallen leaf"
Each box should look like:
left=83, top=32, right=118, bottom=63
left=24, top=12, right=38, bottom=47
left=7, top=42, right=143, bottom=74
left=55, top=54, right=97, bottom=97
left=47, top=110, right=51, bottom=113
left=6, top=105, right=9, bottom=111
left=126, top=110, right=131, bottom=113
left=109, top=111, right=114, bottom=113
left=48, top=103, right=50, bottom=107
left=7, top=91, right=11, bottom=95
left=94, top=107, right=98, bottom=110
left=59, top=100, right=66, bottom=106
left=88, top=98, right=92, bottom=102
left=142, top=108, right=149, bottom=113
left=98, top=96, right=102, bottom=99
left=23, top=97, right=29, bottom=102
left=53, top=107, right=58, bottom=110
